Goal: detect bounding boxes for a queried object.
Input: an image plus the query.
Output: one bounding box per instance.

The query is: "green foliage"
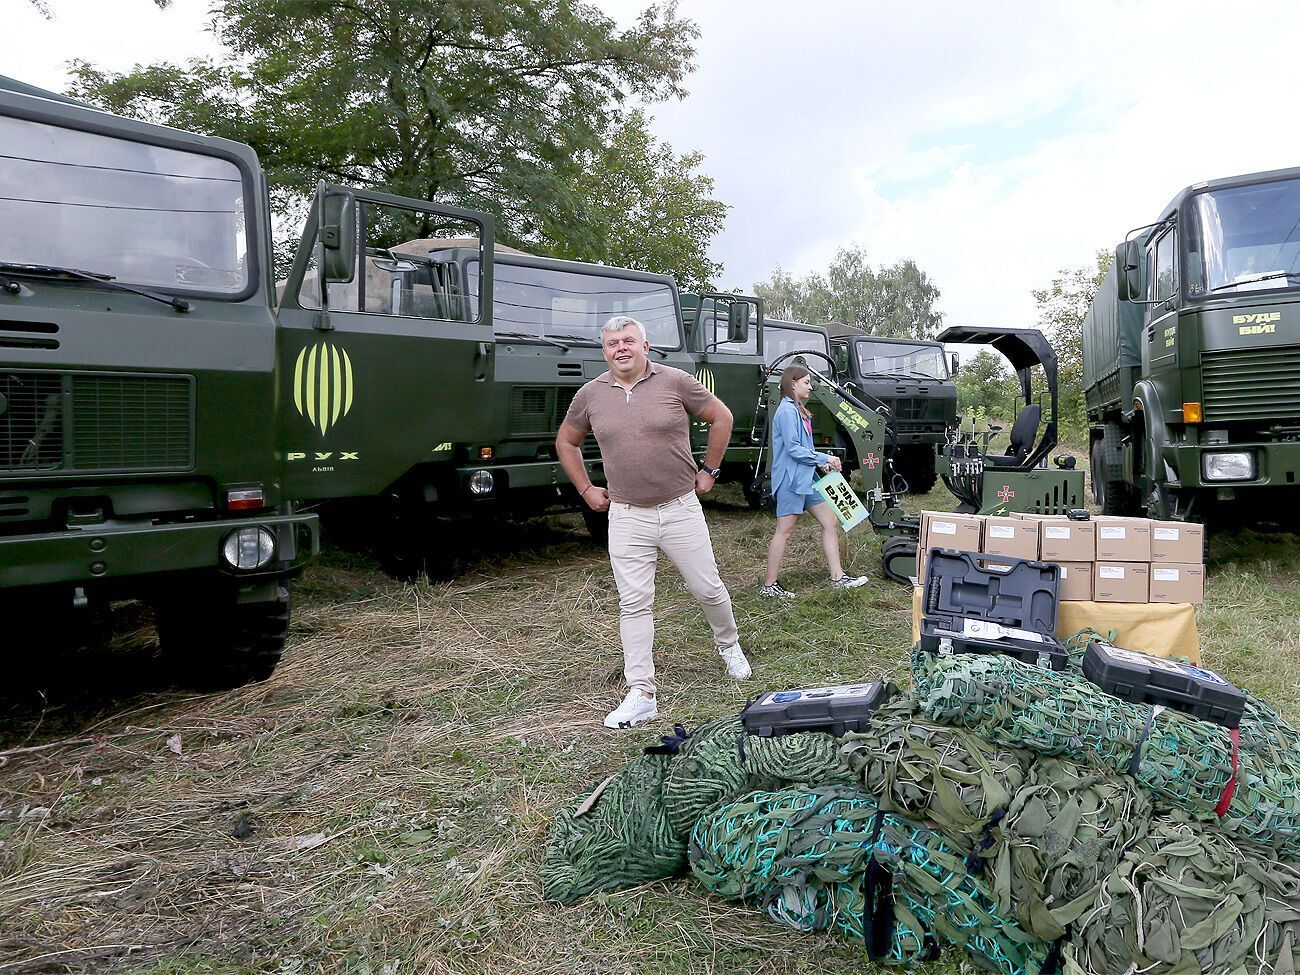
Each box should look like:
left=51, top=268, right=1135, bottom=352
left=956, top=349, right=1019, bottom=423
left=1033, top=249, right=1112, bottom=436
left=752, top=244, right=943, bottom=339
left=67, top=0, right=702, bottom=271
left=27, top=0, right=169, bottom=17
left=541, top=109, right=726, bottom=291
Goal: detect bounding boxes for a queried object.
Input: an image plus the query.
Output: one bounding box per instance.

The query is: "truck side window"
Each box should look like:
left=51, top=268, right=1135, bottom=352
left=834, top=345, right=850, bottom=374
left=1151, top=229, right=1176, bottom=302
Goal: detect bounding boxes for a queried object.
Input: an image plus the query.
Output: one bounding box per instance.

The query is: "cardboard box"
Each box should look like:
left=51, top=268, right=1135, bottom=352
left=1094, top=561, right=1150, bottom=602
left=981, top=516, right=1039, bottom=559
left=1031, top=516, right=1096, bottom=561
left=1094, top=516, right=1153, bottom=561
left=918, top=511, right=983, bottom=582
left=1149, top=562, right=1205, bottom=604
left=1057, top=562, right=1094, bottom=601
left=1150, top=521, right=1205, bottom=564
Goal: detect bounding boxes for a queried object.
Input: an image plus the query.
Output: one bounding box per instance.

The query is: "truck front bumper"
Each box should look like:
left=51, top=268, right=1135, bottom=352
left=0, top=510, right=320, bottom=590
left=1170, top=440, right=1300, bottom=489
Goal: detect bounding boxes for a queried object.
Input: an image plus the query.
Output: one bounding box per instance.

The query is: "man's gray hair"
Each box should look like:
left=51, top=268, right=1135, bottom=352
left=602, top=315, right=647, bottom=342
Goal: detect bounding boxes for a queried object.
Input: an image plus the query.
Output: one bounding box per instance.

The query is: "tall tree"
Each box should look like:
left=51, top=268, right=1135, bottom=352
left=1032, top=249, right=1112, bottom=434
left=956, top=349, right=1020, bottom=424
left=752, top=244, right=943, bottom=338
left=542, top=109, right=726, bottom=291
left=68, top=0, right=699, bottom=267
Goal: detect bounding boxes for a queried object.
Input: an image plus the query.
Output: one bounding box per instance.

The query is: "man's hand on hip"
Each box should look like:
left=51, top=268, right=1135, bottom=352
left=582, top=486, right=611, bottom=511
left=695, top=470, right=717, bottom=495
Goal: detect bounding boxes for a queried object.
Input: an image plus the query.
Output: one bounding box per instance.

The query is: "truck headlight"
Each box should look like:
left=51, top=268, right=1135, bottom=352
left=468, top=470, right=495, bottom=496
left=222, top=526, right=276, bottom=570
left=1202, top=451, right=1255, bottom=482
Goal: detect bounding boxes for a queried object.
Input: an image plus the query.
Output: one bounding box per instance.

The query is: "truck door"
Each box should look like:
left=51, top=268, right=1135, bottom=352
left=276, top=185, right=494, bottom=501
left=691, top=295, right=764, bottom=459
left=1145, top=226, right=1179, bottom=374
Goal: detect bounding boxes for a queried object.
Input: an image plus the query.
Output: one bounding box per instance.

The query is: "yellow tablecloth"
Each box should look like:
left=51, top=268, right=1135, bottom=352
left=911, top=587, right=1200, bottom=663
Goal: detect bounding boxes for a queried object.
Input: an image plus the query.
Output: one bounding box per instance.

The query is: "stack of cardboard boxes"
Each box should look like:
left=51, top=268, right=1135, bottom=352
left=917, top=512, right=1204, bottom=604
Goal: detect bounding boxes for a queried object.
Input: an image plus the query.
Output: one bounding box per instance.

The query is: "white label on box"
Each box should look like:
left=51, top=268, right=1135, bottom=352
left=1059, top=566, right=1068, bottom=578
left=988, top=525, right=1015, bottom=539
left=1100, top=526, right=1126, bottom=539
left=1106, top=644, right=1184, bottom=673
left=931, top=521, right=957, bottom=535
left=1154, top=567, right=1180, bottom=581
left=1045, top=526, right=1070, bottom=539
left=1099, top=565, right=1125, bottom=579
left=1154, top=527, right=1180, bottom=540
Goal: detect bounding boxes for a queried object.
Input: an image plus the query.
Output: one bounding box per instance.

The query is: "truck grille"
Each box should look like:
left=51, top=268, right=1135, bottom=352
left=509, top=385, right=580, bottom=437
left=1201, top=347, right=1300, bottom=421
left=893, top=397, right=924, bottom=421
left=0, top=371, right=194, bottom=475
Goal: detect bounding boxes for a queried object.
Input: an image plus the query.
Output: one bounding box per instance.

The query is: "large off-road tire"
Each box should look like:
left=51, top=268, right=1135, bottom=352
left=881, top=535, right=918, bottom=586
left=581, top=507, right=609, bottom=547
left=1092, top=425, right=1138, bottom=515
left=893, top=445, right=938, bottom=495
left=155, top=581, right=291, bottom=690
left=377, top=499, right=465, bottom=581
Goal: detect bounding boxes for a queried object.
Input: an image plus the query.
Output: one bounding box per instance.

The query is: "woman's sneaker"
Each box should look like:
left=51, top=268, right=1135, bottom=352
left=604, top=689, right=658, bottom=729
left=760, top=581, right=796, bottom=599
left=829, top=574, right=870, bottom=590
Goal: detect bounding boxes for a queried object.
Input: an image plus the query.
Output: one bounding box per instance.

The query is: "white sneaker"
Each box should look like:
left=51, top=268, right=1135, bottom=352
left=829, top=574, right=870, bottom=590
left=719, top=643, right=752, bottom=680
left=604, top=689, right=658, bottom=729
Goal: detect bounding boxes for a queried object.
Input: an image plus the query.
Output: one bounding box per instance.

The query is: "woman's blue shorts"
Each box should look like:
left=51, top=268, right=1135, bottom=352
left=774, top=484, right=825, bottom=518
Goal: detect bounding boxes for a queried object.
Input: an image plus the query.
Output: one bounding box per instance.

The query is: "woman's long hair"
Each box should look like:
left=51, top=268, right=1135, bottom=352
left=779, top=364, right=813, bottom=419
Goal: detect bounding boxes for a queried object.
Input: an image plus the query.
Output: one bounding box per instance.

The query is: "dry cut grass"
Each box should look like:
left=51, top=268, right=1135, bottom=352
left=0, top=477, right=1297, bottom=975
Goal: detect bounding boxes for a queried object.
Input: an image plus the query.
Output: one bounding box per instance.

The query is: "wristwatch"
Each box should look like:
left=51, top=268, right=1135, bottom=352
left=698, top=463, right=722, bottom=478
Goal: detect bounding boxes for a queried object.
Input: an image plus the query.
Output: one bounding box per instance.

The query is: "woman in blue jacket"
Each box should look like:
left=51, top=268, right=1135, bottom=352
left=761, top=365, right=869, bottom=597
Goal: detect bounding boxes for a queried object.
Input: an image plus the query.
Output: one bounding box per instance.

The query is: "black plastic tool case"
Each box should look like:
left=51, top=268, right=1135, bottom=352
left=741, top=682, right=894, bottom=737
left=1083, top=641, right=1245, bottom=727
left=918, top=549, right=1069, bottom=670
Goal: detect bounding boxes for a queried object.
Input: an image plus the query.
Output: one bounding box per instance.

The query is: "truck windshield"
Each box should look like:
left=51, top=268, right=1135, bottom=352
left=470, top=260, right=682, bottom=350
left=0, top=115, right=250, bottom=296
left=764, top=324, right=829, bottom=367
left=1186, top=177, right=1300, bottom=298
left=855, top=340, right=948, bottom=379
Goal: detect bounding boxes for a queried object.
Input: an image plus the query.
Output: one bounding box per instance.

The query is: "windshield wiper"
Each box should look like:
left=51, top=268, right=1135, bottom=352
left=0, top=263, right=190, bottom=312
left=547, top=333, right=604, bottom=347
left=1208, top=271, right=1300, bottom=294
left=495, top=330, right=572, bottom=350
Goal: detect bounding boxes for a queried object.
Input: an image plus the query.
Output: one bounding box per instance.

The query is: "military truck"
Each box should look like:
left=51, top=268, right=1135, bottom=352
left=0, top=78, right=318, bottom=687
left=1085, top=166, right=1300, bottom=524
left=827, top=327, right=957, bottom=493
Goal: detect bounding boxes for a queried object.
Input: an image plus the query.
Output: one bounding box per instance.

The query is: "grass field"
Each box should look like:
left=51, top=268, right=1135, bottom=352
left=2, top=469, right=1298, bottom=975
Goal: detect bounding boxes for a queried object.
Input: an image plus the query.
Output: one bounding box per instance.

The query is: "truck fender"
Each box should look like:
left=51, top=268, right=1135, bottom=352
left=1131, top=381, right=1177, bottom=486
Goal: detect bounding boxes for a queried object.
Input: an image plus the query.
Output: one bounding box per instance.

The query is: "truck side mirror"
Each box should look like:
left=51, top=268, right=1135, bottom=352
left=727, top=302, right=749, bottom=344
left=950, top=352, right=959, bottom=376
left=320, top=191, right=357, bottom=284
left=1117, top=239, right=1140, bottom=302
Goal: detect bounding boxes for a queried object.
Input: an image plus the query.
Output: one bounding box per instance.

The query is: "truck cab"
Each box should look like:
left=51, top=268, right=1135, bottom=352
left=1088, top=166, right=1300, bottom=523
left=828, top=329, right=957, bottom=493
left=0, top=78, right=317, bottom=686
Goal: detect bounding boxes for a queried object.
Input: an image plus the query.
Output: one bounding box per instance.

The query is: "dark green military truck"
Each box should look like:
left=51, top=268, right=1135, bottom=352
left=0, top=78, right=318, bottom=686
left=1085, top=166, right=1300, bottom=523
left=827, top=327, right=958, bottom=493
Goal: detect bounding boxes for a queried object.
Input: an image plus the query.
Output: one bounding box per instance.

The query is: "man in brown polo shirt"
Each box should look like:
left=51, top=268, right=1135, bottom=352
left=556, top=315, right=750, bottom=729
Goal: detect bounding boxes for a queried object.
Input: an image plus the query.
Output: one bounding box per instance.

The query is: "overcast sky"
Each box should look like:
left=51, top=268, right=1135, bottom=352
left=12, top=0, right=1300, bottom=329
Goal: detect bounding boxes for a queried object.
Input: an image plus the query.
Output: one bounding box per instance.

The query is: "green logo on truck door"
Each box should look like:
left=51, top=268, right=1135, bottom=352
left=293, top=340, right=355, bottom=436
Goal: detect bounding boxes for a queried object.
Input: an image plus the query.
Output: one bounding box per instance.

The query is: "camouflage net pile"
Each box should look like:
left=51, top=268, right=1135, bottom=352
left=911, top=651, right=1300, bottom=857
left=1067, top=813, right=1300, bottom=974
left=688, top=783, right=1051, bottom=973
left=544, top=644, right=1300, bottom=973
left=541, top=718, right=845, bottom=904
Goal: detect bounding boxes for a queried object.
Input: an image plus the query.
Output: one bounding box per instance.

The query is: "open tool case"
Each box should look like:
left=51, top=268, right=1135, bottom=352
left=1083, top=641, right=1245, bottom=727
left=740, top=682, right=896, bottom=737
left=918, top=549, right=1069, bottom=670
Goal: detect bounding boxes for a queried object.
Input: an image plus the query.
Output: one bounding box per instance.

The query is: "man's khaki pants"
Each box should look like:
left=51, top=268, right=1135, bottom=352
left=607, top=491, right=739, bottom=696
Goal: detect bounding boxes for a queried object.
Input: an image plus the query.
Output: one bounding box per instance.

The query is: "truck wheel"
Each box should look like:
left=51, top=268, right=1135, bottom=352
left=156, top=581, right=291, bottom=690
left=1093, top=427, right=1137, bottom=515
left=894, top=445, right=938, bottom=495
left=581, top=507, right=609, bottom=547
